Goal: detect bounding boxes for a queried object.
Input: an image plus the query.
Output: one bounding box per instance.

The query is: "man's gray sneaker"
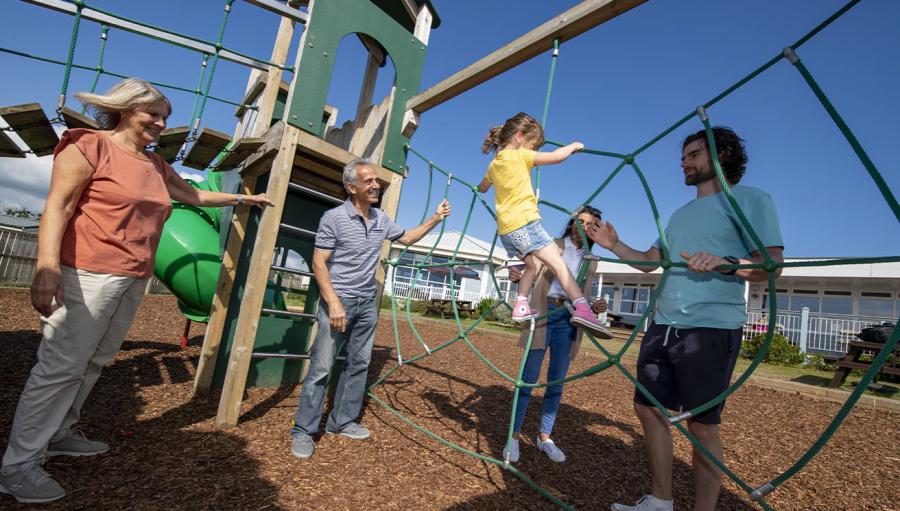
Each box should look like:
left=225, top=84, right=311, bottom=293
left=536, top=436, right=566, bottom=462
left=326, top=422, right=370, bottom=440
left=291, top=434, right=315, bottom=459
left=47, top=428, right=109, bottom=457
left=0, top=465, right=65, bottom=503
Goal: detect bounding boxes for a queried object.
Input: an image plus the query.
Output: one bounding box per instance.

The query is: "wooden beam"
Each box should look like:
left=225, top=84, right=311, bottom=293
left=216, top=123, right=301, bottom=427
left=194, top=16, right=297, bottom=396
left=0, top=103, right=58, bottom=157
left=212, top=136, right=265, bottom=171
left=182, top=128, right=232, bottom=170
left=374, top=172, right=405, bottom=300
left=60, top=107, right=99, bottom=130
left=0, top=131, right=25, bottom=158
left=192, top=173, right=258, bottom=395
left=406, top=0, right=647, bottom=114
left=154, top=126, right=190, bottom=163
left=241, top=121, right=285, bottom=177
left=295, top=128, right=395, bottom=183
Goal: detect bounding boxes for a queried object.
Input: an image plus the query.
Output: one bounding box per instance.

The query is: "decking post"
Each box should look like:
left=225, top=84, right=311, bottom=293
left=216, top=124, right=302, bottom=427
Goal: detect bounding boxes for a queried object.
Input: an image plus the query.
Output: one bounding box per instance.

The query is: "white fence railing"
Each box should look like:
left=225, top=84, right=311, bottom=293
left=744, top=308, right=895, bottom=355
left=0, top=227, right=37, bottom=285
left=387, top=281, right=491, bottom=304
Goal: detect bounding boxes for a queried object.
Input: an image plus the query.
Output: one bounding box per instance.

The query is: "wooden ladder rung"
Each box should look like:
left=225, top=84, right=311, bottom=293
left=212, top=136, right=265, bottom=171
left=60, top=107, right=99, bottom=130
left=183, top=128, right=232, bottom=170
left=154, top=126, right=190, bottom=163
left=0, top=103, right=58, bottom=156
left=0, top=130, right=25, bottom=158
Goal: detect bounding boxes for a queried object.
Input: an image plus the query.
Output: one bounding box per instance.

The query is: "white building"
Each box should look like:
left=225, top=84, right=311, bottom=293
left=384, top=233, right=899, bottom=354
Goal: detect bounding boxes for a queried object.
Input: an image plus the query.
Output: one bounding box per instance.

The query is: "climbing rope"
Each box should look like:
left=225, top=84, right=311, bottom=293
left=374, top=1, right=899, bottom=509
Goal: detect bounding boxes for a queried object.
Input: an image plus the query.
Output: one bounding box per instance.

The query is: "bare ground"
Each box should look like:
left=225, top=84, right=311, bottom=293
left=0, top=288, right=897, bottom=510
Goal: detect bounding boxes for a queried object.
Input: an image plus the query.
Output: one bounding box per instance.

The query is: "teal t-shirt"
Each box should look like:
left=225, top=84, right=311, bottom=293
left=652, top=185, right=783, bottom=329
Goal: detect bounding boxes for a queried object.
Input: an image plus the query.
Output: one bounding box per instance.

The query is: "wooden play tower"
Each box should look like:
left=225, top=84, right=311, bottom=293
left=190, top=0, right=439, bottom=427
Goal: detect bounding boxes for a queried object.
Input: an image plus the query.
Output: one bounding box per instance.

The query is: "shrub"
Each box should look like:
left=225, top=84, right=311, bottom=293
left=492, top=304, right=516, bottom=326
left=741, top=333, right=806, bottom=366
left=380, top=295, right=394, bottom=309
left=475, top=297, right=496, bottom=319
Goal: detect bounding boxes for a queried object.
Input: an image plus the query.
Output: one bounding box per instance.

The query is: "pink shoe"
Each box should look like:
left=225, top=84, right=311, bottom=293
left=511, top=299, right=535, bottom=322
left=570, top=302, right=613, bottom=339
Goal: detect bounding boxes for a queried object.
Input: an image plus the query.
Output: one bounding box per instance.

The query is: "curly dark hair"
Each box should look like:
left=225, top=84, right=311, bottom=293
left=682, top=126, right=748, bottom=185
left=561, top=205, right=602, bottom=249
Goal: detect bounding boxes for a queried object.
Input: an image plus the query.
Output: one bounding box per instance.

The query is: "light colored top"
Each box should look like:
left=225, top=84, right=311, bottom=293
left=57, top=129, right=177, bottom=279
left=652, top=185, right=783, bottom=329
left=484, top=148, right=540, bottom=234
left=548, top=237, right=585, bottom=299
left=314, top=199, right=405, bottom=298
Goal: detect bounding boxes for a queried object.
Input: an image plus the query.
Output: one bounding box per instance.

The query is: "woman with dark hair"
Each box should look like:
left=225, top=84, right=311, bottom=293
left=0, top=78, right=272, bottom=504
left=503, top=206, right=608, bottom=463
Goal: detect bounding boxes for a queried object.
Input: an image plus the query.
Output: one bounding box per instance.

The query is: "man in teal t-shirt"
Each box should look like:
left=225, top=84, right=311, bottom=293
left=589, top=127, right=784, bottom=511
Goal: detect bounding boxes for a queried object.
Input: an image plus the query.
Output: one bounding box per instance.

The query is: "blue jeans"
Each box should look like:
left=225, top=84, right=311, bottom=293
left=513, top=304, right=576, bottom=435
left=292, top=295, right=377, bottom=436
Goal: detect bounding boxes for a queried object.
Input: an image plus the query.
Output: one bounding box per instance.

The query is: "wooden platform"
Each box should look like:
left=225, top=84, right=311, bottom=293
left=154, top=126, right=190, bottom=163
left=0, top=103, right=58, bottom=156
left=60, top=107, right=99, bottom=130
left=183, top=128, right=232, bottom=170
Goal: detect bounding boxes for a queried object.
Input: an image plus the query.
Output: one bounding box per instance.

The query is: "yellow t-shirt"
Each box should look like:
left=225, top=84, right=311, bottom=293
left=485, top=148, right=541, bottom=234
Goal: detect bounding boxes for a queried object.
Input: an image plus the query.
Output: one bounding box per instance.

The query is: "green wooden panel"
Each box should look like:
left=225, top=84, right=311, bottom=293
left=285, top=0, right=428, bottom=173
left=212, top=174, right=339, bottom=388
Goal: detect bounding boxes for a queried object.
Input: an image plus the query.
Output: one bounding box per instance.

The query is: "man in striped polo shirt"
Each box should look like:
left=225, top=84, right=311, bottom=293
left=290, top=158, right=451, bottom=460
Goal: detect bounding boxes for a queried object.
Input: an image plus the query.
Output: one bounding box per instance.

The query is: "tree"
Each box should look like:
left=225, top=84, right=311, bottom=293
left=2, top=205, right=41, bottom=220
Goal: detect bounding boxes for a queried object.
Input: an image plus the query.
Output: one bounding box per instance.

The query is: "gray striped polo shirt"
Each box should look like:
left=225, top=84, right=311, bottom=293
left=315, top=199, right=405, bottom=298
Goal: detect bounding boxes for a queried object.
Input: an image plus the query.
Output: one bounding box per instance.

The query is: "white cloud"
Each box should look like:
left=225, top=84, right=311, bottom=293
left=0, top=155, right=53, bottom=213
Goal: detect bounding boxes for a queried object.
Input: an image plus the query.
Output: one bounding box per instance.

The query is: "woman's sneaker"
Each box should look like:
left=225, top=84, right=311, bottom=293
left=502, top=439, right=520, bottom=462
left=0, top=465, right=65, bottom=503
left=511, top=299, right=534, bottom=322
left=570, top=302, right=613, bottom=339
left=536, top=436, right=566, bottom=462
left=610, top=494, right=673, bottom=511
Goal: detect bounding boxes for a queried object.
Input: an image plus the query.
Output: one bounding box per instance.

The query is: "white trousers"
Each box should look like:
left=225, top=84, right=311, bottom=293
left=1, top=266, right=147, bottom=474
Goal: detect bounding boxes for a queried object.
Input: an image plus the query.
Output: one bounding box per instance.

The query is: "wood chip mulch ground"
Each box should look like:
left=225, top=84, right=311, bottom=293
left=1, top=288, right=897, bottom=510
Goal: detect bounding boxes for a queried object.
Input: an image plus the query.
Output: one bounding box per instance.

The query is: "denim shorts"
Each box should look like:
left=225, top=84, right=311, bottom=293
left=633, top=322, right=742, bottom=425
left=499, top=220, right=554, bottom=258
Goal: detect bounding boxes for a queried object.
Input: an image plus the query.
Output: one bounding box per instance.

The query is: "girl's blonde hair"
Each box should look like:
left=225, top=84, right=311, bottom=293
left=481, top=112, right=544, bottom=154
left=75, top=78, right=172, bottom=130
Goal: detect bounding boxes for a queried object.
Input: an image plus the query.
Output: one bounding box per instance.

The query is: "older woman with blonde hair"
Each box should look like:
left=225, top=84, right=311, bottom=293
left=0, top=78, right=272, bottom=504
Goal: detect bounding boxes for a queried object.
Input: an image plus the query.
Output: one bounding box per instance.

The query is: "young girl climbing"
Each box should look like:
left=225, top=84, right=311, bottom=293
left=478, top=112, right=611, bottom=339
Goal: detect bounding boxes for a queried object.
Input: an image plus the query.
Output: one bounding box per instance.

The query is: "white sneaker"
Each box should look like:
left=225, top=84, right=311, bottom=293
left=502, top=439, right=519, bottom=462
left=611, top=494, right=673, bottom=511
left=536, top=436, right=566, bottom=462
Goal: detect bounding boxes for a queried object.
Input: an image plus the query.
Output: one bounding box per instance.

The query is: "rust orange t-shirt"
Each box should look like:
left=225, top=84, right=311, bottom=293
left=56, top=129, right=177, bottom=278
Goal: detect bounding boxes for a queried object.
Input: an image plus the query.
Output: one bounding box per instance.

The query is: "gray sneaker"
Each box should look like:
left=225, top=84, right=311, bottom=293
left=47, top=428, right=109, bottom=457
left=326, top=422, right=370, bottom=440
left=0, top=465, right=66, bottom=503
left=536, top=436, right=566, bottom=462
left=291, top=433, right=315, bottom=459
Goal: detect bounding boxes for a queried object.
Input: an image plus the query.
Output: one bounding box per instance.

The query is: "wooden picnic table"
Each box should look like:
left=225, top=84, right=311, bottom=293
left=425, top=298, right=474, bottom=319
left=827, top=325, right=899, bottom=388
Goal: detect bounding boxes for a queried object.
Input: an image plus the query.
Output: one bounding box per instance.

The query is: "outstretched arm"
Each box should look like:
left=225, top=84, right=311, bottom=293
left=166, top=173, right=273, bottom=208
left=533, top=142, right=584, bottom=166
left=587, top=221, right=661, bottom=272
left=680, top=247, right=784, bottom=282
left=397, top=199, right=452, bottom=245
left=478, top=178, right=492, bottom=193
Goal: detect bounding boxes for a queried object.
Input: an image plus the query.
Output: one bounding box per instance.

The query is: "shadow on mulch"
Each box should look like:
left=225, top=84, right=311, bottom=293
left=0, top=327, right=283, bottom=510
left=377, top=361, right=753, bottom=510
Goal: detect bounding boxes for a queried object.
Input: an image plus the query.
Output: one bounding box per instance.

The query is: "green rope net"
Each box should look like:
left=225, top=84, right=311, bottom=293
left=371, top=1, right=899, bottom=509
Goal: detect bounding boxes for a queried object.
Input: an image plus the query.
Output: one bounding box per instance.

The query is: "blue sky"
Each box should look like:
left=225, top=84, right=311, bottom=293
left=0, top=0, right=897, bottom=258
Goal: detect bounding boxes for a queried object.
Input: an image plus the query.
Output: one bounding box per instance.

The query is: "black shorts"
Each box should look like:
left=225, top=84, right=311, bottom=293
left=633, top=322, right=742, bottom=425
